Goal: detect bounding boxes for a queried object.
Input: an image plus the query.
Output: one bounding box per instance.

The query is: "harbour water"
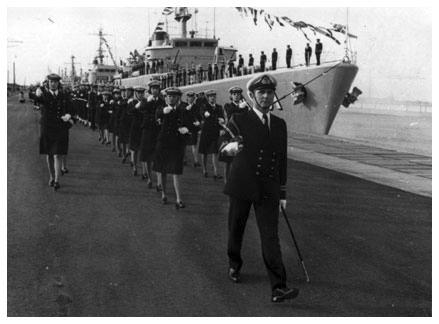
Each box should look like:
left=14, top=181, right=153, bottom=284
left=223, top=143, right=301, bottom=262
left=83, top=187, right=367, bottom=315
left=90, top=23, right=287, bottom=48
left=330, top=105, right=432, bottom=156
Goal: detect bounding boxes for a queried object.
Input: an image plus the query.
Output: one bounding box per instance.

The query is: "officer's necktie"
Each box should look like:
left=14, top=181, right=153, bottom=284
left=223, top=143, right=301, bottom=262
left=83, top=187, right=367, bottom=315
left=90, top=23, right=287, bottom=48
left=262, top=113, right=270, bottom=134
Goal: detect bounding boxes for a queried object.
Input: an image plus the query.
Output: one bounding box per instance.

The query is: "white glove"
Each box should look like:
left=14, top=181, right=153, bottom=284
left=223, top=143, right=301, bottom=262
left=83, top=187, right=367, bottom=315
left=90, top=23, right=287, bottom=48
left=204, top=111, right=210, bottom=118
left=127, top=98, right=134, bottom=104
left=147, top=95, right=154, bottom=102
left=239, top=101, right=248, bottom=109
left=279, top=200, right=287, bottom=211
left=163, top=106, right=173, bottom=114
left=221, top=141, right=241, bottom=156
left=86, top=103, right=89, bottom=108
left=110, top=100, right=114, bottom=104
left=135, top=102, right=141, bottom=109
left=68, top=119, right=74, bottom=125
left=61, top=114, right=71, bottom=122
left=100, top=103, right=104, bottom=107
left=109, top=110, right=113, bottom=114
left=218, top=117, right=225, bottom=124
left=117, top=101, right=121, bottom=105
left=219, top=130, right=225, bottom=136
left=36, top=88, right=43, bottom=97
left=193, top=121, right=200, bottom=127
left=178, top=127, right=189, bottom=134
left=186, top=104, right=192, bottom=111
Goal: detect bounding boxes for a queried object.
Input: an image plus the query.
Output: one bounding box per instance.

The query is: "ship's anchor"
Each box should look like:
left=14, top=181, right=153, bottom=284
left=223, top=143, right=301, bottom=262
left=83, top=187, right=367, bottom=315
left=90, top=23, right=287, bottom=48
left=342, top=86, right=362, bottom=108
left=270, top=60, right=345, bottom=109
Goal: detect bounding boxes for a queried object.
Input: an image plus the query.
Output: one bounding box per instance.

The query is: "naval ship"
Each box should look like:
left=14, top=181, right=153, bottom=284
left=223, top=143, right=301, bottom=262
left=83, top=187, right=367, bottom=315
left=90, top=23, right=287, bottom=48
left=117, top=7, right=360, bottom=135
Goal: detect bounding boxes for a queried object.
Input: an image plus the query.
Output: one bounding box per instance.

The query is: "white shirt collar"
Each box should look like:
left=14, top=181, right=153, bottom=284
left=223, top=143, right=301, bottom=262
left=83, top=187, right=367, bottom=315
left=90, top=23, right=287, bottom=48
left=49, top=89, right=58, bottom=96
left=252, top=107, right=270, bottom=127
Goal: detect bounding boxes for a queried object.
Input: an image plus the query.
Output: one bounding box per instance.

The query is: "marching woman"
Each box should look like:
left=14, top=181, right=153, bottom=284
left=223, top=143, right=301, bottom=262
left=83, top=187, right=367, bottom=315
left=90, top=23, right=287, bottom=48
left=35, top=73, right=74, bottom=191
left=127, top=86, right=145, bottom=175
left=139, top=80, right=165, bottom=188
left=118, top=86, right=133, bottom=162
left=108, top=87, right=120, bottom=153
left=198, top=89, right=225, bottom=180
left=221, top=86, right=249, bottom=182
left=113, top=86, right=125, bottom=157
left=152, top=87, right=189, bottom=209
left=182, top=91, right=201, bottom=167
left=99, top=90, right=112, bottom=145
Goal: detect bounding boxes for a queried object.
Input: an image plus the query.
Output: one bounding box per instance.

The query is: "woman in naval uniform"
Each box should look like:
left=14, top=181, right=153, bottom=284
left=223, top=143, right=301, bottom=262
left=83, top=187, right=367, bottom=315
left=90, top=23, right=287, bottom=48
left=127, top=86, right=145, bottom=175
left=99, top=90, right=112, bottom=145
left=221, top=86, right=249, bottom=182
left=182, top=91, right=201, bottom=167
left=198, top=89, right=225, bottom=180
left=152, top=87, right=189, bottom=209
left=108, top=87, right=121, bottom=153
left=118, top=86, right=133, bottom=162
left=138, top=80, right=165, bottom=188
left=35, top=73, right=74, bottom=191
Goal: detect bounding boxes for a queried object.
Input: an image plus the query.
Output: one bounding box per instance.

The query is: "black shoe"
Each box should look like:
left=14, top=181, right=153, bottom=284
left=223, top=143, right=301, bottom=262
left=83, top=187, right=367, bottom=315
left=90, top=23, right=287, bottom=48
left=203, top=172, right=208, bottom=178
left=162, top=196, right=168, bottom=205
left=228, top=268, right=241, bottom=283
left=132, top=169, right=138, bottom=176
left=118, top=152, right=122, bottom=157
left=111, top=148, right=116, bottom=152
left=48, top=179, right=55, bottom=187
left=213, top=175, right=223, bottom=181
left=53, top=182, right=60, bottom=191
left=106, top=141, right=111, bottom=146
left=156, top=184, right=162, bottom=192
left=194, top=162, right=201, bottom=168
left=61, top=168, right=69, bottom=175
left=147, top=181, right=153, bottom=189
left=122, top=155, right=128, bottom=164
left=141, top=174, right=147, bottom=180
left=271, top=287, right=299, bottom=303
left=175, top=201, right=185, bottom=210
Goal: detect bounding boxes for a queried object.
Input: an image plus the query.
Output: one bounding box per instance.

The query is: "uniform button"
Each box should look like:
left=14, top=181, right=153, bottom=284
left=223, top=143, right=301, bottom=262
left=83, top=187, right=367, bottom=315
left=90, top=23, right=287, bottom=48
left=257, top=164, right=261, bottom=168
left=272, top=152, right=276, bottom=156
left=259, top=157, right=262, bottom=160
left=256, top=171, right=260, bottom=175
left=272, top=159, right=275, bottom=162
left=260, top=149, right=264, bottom=153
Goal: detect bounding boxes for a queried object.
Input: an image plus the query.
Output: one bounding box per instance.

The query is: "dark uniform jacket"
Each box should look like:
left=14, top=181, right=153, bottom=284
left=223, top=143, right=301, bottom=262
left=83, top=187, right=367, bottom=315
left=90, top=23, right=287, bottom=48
left=315, top=42, right=323, bottom=54
left=36, top=88, right=73, bottom=133
left=155, top=104, right=188, bottom=150
left=221, top=109, right=287, bottom=202
left=224, top=102, right=249, bottom=122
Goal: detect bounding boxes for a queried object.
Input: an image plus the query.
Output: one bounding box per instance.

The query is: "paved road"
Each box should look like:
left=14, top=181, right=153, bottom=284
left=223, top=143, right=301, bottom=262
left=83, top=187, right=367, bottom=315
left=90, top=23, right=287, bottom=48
left=7, top=97, right=432, bottom=316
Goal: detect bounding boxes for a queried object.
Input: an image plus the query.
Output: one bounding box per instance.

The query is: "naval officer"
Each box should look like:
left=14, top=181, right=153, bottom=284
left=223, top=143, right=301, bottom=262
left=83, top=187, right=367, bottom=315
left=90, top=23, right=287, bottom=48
left=220, top=74, right=299, bottom=302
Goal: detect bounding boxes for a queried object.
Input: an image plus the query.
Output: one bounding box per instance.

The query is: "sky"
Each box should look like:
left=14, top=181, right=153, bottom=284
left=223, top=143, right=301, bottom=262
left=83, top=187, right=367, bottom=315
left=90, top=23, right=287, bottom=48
left=6, top=3, right=432, bottom=101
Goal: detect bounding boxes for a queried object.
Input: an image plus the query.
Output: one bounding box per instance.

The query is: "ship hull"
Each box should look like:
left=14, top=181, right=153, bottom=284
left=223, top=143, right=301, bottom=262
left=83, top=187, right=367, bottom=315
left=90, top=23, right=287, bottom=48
left=120, top=62, right=358, bottom=135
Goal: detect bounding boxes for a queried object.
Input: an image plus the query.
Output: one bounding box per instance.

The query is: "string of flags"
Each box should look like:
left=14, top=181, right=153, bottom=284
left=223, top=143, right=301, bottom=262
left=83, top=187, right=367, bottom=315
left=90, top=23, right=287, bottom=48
left=235, top=7, right=357, bottom=44
left=156, top=7, right=358, bottom=44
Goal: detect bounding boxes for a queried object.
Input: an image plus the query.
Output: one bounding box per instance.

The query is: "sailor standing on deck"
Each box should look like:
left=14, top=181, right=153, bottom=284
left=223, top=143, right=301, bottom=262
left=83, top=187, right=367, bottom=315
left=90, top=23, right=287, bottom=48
left=35, top=73, right=74, bottom=191
left=152, top=87, right=189, bottom=209
left=220, top=74, right=299, bottom=303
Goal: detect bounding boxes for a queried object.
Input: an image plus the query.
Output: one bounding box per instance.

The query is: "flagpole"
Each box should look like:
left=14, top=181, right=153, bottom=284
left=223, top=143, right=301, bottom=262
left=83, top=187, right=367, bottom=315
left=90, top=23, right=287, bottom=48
left=213, top=8, right=216, bottom=39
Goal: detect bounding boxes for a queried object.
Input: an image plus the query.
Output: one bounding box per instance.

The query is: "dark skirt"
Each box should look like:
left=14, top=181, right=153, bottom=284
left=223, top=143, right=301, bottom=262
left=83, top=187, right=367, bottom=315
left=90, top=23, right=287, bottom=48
left=152, top=145, right=185, bottom=175
left=139, top=128, right=157, bottom=162
left=39, top=127, right=69, bottom=155
left=198, top=132, right=219, bottom=154
left=118, top=119, right=131, bottom=144
left=186, top=130, right=199, bottom=146
left=128, top=120, right=142, bottom=151
left=108, top=113, right=116, bottom=133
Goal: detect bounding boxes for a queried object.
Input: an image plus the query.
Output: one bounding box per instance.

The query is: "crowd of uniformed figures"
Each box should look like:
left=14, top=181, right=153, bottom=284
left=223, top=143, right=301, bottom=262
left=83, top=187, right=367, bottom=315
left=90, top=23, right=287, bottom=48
left=56, top=80, right=250, bottom=209
left=32, top=73, right=301, bottom=302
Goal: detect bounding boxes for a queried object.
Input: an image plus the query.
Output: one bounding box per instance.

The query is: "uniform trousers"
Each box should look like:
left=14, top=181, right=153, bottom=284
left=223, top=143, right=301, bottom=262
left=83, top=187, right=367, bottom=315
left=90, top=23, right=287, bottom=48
left=227, top=196, right=287, bottom=290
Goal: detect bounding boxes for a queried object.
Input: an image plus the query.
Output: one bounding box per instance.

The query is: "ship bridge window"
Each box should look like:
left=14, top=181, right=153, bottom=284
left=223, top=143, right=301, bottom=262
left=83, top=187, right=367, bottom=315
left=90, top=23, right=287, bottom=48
left=175, top=41, right=188, bottom=47
left=204, top=42, right=216, bottom=47
left=189, top=41, right=202, bottom=47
